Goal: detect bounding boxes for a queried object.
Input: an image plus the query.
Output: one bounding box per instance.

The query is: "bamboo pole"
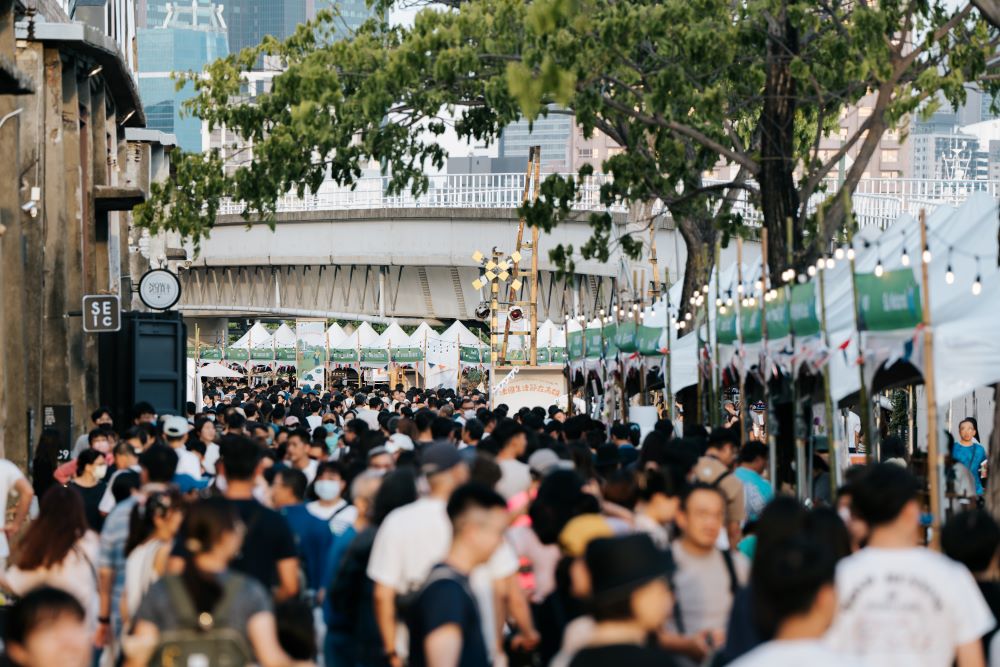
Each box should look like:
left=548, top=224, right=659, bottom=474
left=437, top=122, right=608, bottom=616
left=919, top=209, right=943, bottom=544
left=846, top=222, right=874, bottom=462
left=736, top=239, right=747, bottom=447
left=761, top=230, right=778, bottom=489
left=713, top=240, right=723, bottom=426
left=423, top=330, right=428, bottom=390
left=816, top=210, right=839, bottom=497
left=787, top=216, right=806, bottom=501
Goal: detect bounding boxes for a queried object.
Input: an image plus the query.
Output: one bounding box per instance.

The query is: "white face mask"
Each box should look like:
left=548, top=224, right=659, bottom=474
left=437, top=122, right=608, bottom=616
left=754, top=412, right=765, bottom=426
left=464, top=410, right=476, bottom=420
left=314, top=479, right=342, bottom=501
left=94, top=464, right=108, bottom=480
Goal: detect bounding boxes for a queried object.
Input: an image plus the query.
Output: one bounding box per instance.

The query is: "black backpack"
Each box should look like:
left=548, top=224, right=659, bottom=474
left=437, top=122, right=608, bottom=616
left=148, top=575, right=254, bottom=667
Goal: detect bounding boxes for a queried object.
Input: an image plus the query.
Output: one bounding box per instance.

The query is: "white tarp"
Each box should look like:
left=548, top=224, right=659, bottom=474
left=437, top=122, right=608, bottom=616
left=440, top=320, right=484, bottom=346
left=198, top=362, right=243, bottom=378
left=408, top=322, right=436, bottom=347
left=326, top=323, right=348, bottom=348
left=537, top=319, right=566, bottom=348
left=337, top=321, right=379, bottom=349
left=375, top=322, right=412, bottom=349
left=272, top=323, right=297, bottom=348
left=230, top=322, right=273, bottom=349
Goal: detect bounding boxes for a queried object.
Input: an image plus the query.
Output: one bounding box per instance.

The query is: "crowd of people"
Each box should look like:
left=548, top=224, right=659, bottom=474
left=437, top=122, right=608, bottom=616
left=0, top=378, right=994, bottom=667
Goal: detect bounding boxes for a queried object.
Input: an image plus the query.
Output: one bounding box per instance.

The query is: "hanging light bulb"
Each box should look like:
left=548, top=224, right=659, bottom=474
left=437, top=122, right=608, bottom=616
left=719, top=305, right=727, bottom=315
left=684, top=312, right=692, bottom=321
left=599, top=308, right=605, bottom=317
left=846, top=247, right=856, bottom=261
left=826, top=257, right=836, bottom=270
left=787, top=268, right=797, bottom=281
left=639, top=311, right=645, bottom=320
left=633, top=303, right=640, bottom=311
left=807, top=264, right=817, bottom=277
left=945, top=266, right=955, bottom=284
left=748, top=297, right=757, bottom=307
left=703, top=284, right=710, bottom=293
left=736, top=283, right=744, bottom=294
left=874, top=260, right=884, bottom=277
left=834, top=247, right=845, bottom=260
left=715, top=298, right=723, bottom=307
left=755, top=279, right=763, bottom=291
left=973, top=275, right=983, bottom=296
left=922, top=244, right=932, bottom=264
left=679, top=321, right=687, bottom=329
left=900, top=247, right=910, bottom=267
left=725, top=297, right=733, bottom=307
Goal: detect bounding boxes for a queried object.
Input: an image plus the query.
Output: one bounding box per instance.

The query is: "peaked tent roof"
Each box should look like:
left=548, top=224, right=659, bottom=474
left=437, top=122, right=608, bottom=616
left=375, top=321, right=412, bottom=348
left=198, top=362, right=243, bottom=378
left=337, top=321, right=380, bottom=349
left=326, top=323, right=348, bottom=348
left=272, top=323, right=297, bottom=348
left=407, top=321, right=436, bottom=347
left=439, top=320, right=484, bottom=346
left=230, top=322, right=272, bottom=349
left=537, top=319, right=566, bottom=347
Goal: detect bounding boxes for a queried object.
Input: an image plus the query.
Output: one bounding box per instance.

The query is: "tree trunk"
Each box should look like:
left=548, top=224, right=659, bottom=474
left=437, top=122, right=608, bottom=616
left=758, top=3, right=799, bottom=277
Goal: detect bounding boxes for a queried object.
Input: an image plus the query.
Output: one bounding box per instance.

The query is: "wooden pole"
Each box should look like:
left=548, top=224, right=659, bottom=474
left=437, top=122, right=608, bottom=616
left=736, top=239, right=747, bottom=447
left=816, top=210, right=840, bottom=497
left=919, top=209, right=943, bottom=544
left=664, top=267, right=674, bottom=427
left=846, top=222, right=874, bottom=462
left=423, top=330, right=428, bottom=390
left=787, top=216, right=806, bottom=501
left=761, top=230, right=778, bottom=488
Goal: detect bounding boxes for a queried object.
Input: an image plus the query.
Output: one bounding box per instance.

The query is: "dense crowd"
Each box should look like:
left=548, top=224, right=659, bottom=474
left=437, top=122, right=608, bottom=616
left=0, top=379, right=995, bottom=667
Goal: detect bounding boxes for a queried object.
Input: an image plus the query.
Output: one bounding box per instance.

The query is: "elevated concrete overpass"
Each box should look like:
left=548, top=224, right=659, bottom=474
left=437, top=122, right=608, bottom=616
left=174, top=174, right=994, bottom=323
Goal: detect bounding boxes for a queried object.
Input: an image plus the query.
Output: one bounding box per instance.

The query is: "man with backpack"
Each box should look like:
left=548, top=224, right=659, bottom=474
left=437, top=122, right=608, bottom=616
left=666, top=484, right=749, bottom=667
left=406, top=483, right=509, bottom=667
left=692, top=429, right=745, bottom=548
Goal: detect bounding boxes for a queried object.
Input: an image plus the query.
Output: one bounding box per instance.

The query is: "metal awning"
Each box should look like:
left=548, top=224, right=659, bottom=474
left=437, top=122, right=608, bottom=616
left=0, top=53, right=34, bottom=95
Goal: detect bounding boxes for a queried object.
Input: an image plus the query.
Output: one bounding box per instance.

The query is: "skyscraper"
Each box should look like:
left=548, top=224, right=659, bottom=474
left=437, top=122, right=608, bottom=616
left=137, top=2, right=229, bottom=150
left=498, top=106, right=573, bottom=172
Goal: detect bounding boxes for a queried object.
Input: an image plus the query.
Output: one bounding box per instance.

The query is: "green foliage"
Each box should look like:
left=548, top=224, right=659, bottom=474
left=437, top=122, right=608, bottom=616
left=135, top=0, right=1000, bottom=284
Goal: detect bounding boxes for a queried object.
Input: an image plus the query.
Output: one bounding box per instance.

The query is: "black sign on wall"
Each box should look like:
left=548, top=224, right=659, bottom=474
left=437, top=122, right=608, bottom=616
left=82, top=295, right=121, bottom=333
left=42, top=405, right=74, bottom=464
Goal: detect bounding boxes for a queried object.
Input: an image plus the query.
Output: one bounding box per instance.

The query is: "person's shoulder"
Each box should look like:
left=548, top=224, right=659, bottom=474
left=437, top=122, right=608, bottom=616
left=0, top=459, right=23, bottom=478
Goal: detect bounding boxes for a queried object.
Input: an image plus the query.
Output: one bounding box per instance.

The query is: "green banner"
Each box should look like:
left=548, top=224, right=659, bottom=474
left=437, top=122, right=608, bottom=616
left=741, top=305, right=763, bottom=344
left=637, top=325, right=664, bottom=356
left=585, top=328, right=603, bottom=359
left=200, top=347, right=224, bottom=361
left=549, top=348, right=568, bottom=364
left=187, top=345, right=196, bottom=358
left=790, top=283, right=821, bottom=336
left=276, top=347, right=297, bottom=361
left=856, top=269, right=923, bottom=332
left=614, top=320, right=638, bottom=353
left=361, top=348, right=389, bottom=364
left=603, top=323, right=618, bottom=358
left=226, top=347, right=249, bottom=361
left=537, top=348, right=550, bottom=364
left=717, top=306, right=738, bottom=345
left=567, top=331, right=584, bottom=360
left=251, top=349, right=274, bottom=361
left=391, top=348, right=423, bottom=363
left=460, top=346, right=483, bottom=364
left=764, top=289, right=790, bottom=339
left=331, top=349, right=359, bottom=363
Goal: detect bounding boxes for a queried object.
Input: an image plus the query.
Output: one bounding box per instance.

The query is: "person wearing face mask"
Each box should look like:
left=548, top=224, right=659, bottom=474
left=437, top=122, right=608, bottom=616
left=271, top=468, right=333, bottom=602
left=307, top=462, right=358, bottom=537
left=69, top=448, right=109, bottom=532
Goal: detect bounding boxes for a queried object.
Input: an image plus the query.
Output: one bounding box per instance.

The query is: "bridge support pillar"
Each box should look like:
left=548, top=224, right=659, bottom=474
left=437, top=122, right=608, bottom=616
left=188, top=317, right=229, bottom=350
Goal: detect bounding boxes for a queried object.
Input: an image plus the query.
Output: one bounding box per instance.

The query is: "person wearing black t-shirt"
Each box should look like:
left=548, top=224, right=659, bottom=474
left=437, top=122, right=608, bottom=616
left=568, top=534, right=679, bottom=667
left=407, top=483, right=509, bottom=667
left=170, top=435, right=299, bottom=600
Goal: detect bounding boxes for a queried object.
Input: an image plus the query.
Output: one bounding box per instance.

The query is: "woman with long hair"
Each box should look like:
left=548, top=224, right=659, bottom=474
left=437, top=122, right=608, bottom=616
left=69, top=448, right=108, bottom=532
left=31, top=428, right=62, bottom=501
left=124, top=497, right=299, bottom=667
left=120, top=489, right=184, bottom=630
left=190, top=417, right=219, bottom=475
left=1, top=486, right=99, bottom=635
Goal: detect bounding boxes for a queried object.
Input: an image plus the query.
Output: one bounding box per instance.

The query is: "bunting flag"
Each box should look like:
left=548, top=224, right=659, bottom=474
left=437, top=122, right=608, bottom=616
left=492, top=367, right=520, bottom=394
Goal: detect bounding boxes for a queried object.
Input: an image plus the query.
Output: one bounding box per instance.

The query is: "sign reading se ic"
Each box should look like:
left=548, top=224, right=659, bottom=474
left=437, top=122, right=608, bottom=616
left=82, top=294, right=121, bottom=333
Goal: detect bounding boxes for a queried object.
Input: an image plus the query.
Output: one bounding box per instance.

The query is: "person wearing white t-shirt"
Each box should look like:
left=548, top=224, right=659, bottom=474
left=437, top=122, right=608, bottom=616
left=368, top=442, right=470, bottom=666
left=306, top=461, right=358, bottom=536
left=826, top=463, right=994, bottom=667
left=0, top=458, right=32, bottom=569
left=161, top=416, right=203, bottom=480
left=732, top=536, right=867, bottom=667
left=493, top=422, right=531, bottom=500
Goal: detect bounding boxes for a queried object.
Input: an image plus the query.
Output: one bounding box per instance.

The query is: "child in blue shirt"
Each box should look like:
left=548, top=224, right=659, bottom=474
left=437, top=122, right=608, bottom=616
left=953, top=417, right=988, bottom=496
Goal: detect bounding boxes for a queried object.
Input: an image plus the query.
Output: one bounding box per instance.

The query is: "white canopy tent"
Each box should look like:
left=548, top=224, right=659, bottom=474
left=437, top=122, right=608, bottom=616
left=272, top=323, right=297, bottom=349
left=198, top=362, right=244, bottom=378
left=408, top=322, right=436, bottom=347
left=337, top=321, right=379, bottom=350
left=439, top=320, right=484, bottom=346
left=374, top=321, right=412, bottom=349
left=230, top=322, right=272, bottom=349
left=326, top=323, right=348, bottom=348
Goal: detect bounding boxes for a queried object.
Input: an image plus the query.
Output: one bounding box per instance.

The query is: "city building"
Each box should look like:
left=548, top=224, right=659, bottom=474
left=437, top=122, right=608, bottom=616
left=137, top=2, right=228, bottom=151
left=3, top=0, right=174, bottom=464
left=498, top=106, right=574, bottom=172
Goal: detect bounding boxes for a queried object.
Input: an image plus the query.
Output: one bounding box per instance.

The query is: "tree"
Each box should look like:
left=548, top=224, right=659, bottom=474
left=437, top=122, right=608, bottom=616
left=136, top=0, right=999, bottom=316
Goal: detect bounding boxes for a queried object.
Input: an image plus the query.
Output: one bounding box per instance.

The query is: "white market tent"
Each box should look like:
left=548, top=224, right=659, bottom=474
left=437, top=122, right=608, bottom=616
left=230, top=322, right=273, bottom=349
left=650, top=193, right=1000, bottom=410
left=337, top=321, right=379, bottom=350
left=272, top=323, right=297, bottom=349
left=439, top=320, right=484, bottom=346
left=408, top=322, right=436, bottom=347
left=537, top=319, right=566, bottom=348
left=326, top=323, right=348, bottom=348
left=374, top=321, right=412, bottom=349
left=198, top=362, right=244, bottom=378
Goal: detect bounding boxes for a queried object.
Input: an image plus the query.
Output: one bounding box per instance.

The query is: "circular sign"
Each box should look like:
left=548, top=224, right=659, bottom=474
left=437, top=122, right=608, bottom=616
left=138, top=269, right=182, bottom=310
